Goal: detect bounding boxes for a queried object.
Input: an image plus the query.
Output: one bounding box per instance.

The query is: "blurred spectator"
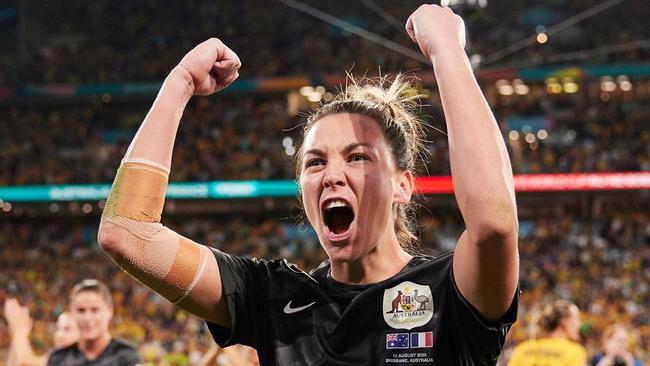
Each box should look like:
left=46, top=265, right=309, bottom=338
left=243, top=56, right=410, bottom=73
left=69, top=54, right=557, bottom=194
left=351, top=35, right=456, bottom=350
left=1, top=1, right=648, bottom=86
left=507, top=299, right=587, bottom=366
left=1, top=82, right=648, bottom=186
left=592, top=324, right=644, bottom=366
left=3, top=298, right=78, bottom=366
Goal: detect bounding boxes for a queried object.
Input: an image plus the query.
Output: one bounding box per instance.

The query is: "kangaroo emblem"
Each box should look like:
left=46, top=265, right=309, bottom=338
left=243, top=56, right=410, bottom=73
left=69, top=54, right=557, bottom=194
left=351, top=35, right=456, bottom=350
left=386, top=290, right=403, bottom=313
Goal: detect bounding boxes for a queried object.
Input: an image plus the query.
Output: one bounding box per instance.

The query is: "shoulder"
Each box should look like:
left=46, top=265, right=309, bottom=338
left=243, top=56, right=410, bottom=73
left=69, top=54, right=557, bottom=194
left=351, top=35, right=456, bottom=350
left=47, top=343, right=78, bottom=364
left=509, top=339, right=536, bottom=357
left=111, top=337, right=139, bottom=350
left=512, top=338, right=533, bottom=349
left=401, top=251, right=455, bottom=286
left=410, top=252, right=452, bottom=267
left=211, top=247, right=301, bottom=272
left=559, top=338, right=586, bottom=352
left=211, top=247, right=307, bottom=280
left=546, top=339, right=586, bottom=359
left=211, top=247, right=315, bottom=295
left=110, top=338, right=141, bottom=358
left=566, top=340, right=587, bottom=358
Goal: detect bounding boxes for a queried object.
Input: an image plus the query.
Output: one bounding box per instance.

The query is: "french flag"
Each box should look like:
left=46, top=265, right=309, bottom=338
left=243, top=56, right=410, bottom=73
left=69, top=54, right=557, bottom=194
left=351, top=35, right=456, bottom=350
left=410, top=332, right=433, bottom=348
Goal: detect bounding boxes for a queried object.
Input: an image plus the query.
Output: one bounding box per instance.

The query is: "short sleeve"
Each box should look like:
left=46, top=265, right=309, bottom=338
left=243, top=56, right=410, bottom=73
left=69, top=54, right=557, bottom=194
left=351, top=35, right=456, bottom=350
left=446, top=267, right=519, bottom=363
left=206, top=248, right=271, bottom=349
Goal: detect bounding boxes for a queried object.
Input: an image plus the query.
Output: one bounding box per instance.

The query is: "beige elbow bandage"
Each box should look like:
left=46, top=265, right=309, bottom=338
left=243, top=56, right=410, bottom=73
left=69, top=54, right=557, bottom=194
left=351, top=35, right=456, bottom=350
left=102, top=159, right=208, bottom=304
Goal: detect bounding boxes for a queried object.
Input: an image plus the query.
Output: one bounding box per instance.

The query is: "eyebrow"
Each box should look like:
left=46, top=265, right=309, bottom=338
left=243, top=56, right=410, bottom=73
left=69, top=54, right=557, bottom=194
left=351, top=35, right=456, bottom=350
left=304, top=143, right=375, bottom=157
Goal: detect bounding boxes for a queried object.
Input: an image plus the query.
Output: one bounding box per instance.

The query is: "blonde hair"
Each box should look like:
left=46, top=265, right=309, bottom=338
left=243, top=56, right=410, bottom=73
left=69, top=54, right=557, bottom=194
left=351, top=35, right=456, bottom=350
left=296, top=74, right=428, bottom=250
left=70, top=279, right=113, bottom=308
left=537, top=299, right=576, bottom=334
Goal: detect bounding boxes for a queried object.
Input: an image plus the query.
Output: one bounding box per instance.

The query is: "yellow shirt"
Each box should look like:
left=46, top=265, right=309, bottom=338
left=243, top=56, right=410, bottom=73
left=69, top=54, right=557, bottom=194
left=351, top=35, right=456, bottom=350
left=507, top=338, right=587, bottom=366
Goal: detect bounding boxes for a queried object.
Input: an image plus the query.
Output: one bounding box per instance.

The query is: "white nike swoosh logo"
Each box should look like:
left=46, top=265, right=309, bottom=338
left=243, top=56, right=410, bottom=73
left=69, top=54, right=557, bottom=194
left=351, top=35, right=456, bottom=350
left=283, top=300, right=316, bottom=314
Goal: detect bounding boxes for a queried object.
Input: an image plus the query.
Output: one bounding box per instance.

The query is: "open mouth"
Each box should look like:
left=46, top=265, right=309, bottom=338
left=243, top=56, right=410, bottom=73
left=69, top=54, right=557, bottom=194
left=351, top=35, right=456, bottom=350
left=323, top=200, right=355, bottom=234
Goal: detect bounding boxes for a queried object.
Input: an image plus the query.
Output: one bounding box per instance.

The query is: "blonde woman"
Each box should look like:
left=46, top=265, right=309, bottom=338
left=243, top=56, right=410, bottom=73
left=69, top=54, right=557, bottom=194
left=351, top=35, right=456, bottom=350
left=508, top=300, right=586, bottom=366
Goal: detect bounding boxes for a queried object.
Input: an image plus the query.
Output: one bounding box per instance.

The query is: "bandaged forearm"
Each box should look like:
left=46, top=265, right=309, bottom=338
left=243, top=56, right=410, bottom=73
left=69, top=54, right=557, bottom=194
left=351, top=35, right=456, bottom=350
left=102, top=159, right=209, bottom=304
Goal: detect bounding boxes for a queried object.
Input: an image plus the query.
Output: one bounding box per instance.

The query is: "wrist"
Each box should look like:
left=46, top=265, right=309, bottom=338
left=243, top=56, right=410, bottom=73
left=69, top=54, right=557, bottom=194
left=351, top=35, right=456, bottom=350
left=10, top=328, right=30, bottom=338
left=167, top=65, right=195, bottom=100
left=430, top=42, right=467, bottom=66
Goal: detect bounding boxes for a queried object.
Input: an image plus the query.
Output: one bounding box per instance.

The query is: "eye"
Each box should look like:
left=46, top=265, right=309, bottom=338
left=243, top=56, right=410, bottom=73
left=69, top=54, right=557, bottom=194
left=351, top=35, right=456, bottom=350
left=348, top=153, right=369, bottom=162
left=305, top=158, right=325, bottom=168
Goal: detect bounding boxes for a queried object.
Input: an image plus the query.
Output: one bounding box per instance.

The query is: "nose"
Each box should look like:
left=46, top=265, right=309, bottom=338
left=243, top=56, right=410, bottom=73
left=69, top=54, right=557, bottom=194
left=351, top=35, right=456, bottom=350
left=322, top=160, right=346, bottom=189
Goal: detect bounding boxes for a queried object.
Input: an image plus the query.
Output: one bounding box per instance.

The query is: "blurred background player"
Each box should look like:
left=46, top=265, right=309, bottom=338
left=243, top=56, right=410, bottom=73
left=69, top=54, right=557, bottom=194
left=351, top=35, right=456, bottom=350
left=508, top=299, right=586, bottom=366
left=46, top=279, right=142, bottom=366
left=592, top=324, right=644, bottom=366
left=3, top=298, right=78, bottom=366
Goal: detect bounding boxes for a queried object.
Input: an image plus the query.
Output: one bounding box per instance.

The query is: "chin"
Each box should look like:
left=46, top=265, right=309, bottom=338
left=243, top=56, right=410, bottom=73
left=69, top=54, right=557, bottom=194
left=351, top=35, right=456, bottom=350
left=325, top=246, right=361, bottom=263
left=322, top=235, right=369, bottom=263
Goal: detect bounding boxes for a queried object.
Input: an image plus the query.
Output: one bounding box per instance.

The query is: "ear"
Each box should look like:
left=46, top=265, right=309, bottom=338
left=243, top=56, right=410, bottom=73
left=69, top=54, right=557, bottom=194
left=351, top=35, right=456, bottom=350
left=393, top=170, right=414, bottom=204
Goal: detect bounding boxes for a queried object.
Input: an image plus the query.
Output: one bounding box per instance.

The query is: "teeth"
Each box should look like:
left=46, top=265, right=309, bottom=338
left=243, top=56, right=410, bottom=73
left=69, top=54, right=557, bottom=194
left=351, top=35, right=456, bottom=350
left=326, top=200, right=349, bottom=209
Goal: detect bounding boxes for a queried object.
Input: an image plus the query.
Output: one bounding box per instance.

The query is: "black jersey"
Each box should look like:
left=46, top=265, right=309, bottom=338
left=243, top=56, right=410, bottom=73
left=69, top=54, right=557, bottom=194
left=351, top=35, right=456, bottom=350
left=207, top=249, right=518, bottom=365
left=46, top=338, right=142, bottom=366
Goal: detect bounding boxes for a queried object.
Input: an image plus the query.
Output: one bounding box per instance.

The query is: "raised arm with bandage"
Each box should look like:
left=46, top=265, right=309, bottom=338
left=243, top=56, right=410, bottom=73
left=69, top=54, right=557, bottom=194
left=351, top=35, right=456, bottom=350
left=97, top=38, right=241, bottom=327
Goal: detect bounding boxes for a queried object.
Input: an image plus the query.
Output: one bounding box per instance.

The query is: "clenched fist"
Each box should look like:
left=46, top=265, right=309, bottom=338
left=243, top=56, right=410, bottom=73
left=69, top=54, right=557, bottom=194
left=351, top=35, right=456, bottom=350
left=406, top=5, right=466, bottom=61
left=3, top=298, right=33, bottom=337
left=177, top=38, right=242, bottom=96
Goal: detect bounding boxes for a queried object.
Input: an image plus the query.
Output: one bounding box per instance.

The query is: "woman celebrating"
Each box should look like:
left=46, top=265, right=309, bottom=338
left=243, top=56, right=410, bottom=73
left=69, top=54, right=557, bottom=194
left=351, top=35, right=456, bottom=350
left=97, top=4, right=518, bottom=365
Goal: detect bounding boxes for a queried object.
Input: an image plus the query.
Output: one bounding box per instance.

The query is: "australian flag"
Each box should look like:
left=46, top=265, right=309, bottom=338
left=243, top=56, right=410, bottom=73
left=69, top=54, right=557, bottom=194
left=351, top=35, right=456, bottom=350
left=386, top=333, right=409, bottom=349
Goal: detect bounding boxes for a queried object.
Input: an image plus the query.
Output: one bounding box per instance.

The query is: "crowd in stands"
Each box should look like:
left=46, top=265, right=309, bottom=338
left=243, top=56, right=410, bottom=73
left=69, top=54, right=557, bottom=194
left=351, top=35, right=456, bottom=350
left=1, top=83, right=649, bottom=186
left=1, top=0, right=649, bottom=86
left=1, top=1, right=649, bottom=364
left=0, top=200, right=649, bottom=364
left=501, top=201, right=650, bottom=364
left=0, top=213, right=323, bottom=365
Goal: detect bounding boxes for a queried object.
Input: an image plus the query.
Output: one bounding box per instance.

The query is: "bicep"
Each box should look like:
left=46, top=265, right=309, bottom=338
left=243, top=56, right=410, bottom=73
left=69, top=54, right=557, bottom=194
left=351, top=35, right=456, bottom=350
left=452, top=229, right=519, bottom=320
left=177, top=249, right=230, bottom=326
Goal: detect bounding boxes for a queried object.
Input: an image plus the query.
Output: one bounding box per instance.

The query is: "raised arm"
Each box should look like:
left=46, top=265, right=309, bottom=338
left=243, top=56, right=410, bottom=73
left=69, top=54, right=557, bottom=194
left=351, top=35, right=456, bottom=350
left=97, top=38, right=241, bottom=326
left=3, top=299, right=47, bottom=366
left=406, top=5, right=518, bottom=320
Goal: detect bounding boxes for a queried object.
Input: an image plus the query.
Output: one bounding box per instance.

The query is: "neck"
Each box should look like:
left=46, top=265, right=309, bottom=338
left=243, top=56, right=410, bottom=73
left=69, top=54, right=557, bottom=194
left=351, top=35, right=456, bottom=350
left=78, top=333, right=111, bottom=360
left=546, top=329, right=570, bottom=340
left=329, top=233, right=413, bottom=284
